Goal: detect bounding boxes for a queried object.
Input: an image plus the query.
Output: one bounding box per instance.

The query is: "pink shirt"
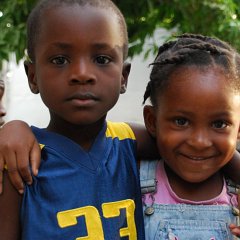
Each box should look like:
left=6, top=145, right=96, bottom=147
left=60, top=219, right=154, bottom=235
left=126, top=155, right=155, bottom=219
left=144, top=161, right=238, bottom=206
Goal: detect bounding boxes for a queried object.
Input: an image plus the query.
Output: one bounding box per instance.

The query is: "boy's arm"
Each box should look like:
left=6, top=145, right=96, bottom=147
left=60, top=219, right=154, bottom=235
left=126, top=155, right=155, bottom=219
left=222, top=150, right=240, bottom=184
left=0, top=120, right=41, bottom=194
left=0, top=170, right=22, bottom=240
left=229, top=224, right=240, bottom=237
left=128, top=123, right=159, bottom=160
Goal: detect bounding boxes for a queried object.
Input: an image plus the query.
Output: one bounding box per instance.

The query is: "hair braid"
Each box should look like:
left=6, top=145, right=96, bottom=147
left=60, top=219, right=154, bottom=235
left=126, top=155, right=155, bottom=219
left=178, top=33, right=212, bottom=42
left=143, top=33, right=240, bottom=105
left=153, top=41, right=176, bottom=61
left=182, top=43, right=223, bottom=55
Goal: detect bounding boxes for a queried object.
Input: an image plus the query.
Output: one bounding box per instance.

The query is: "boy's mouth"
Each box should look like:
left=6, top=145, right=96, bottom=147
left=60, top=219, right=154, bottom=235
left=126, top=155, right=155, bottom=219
left=67, top=92, right=98, bottom=101
left=66, top=92, right=99, bottom=106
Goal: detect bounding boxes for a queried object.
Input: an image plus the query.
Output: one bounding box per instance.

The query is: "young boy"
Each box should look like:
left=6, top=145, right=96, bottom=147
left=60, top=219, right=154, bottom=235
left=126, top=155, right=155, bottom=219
left=0, top=0, right=157, bottom=239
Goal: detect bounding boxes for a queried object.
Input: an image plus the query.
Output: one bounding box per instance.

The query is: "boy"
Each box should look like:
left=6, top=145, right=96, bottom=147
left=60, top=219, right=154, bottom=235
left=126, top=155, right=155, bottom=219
left=0, top=0, right=155, bottom=239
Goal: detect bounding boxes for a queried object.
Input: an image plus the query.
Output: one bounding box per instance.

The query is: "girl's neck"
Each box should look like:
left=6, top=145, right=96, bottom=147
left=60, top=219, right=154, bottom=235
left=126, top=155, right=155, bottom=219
left=165, top=163, right=223, bottom=201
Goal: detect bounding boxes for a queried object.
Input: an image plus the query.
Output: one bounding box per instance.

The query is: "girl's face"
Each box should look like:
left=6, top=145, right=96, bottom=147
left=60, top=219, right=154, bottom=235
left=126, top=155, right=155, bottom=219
left=144, top=66, right=240, bottom=183
left=27, top=5, right=129, bottom=129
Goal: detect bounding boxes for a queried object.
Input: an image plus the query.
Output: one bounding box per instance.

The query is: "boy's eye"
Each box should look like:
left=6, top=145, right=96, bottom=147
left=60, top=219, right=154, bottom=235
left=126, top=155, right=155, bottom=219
left=212, top=120, right=228, bottom=129
left=174, top=118, right=189, bottom=127
left=95, top=56, right=111, bottom=65
left=51, top=56, right=69, bottom=65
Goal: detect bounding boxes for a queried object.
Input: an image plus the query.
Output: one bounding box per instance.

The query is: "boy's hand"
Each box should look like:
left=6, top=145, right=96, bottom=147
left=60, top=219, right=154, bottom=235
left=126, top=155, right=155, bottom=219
left=0, top=120, right=41, bottom=194
left=229, top=223, right=240, bottom=237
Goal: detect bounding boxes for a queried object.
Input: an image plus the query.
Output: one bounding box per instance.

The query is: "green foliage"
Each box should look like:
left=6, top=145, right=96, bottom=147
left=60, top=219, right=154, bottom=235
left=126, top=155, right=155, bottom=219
left=1, top=0, right=240, bottom=70
left=0, top=0, right=37, bottom=69
left=115, top=0, right=240, bottom=58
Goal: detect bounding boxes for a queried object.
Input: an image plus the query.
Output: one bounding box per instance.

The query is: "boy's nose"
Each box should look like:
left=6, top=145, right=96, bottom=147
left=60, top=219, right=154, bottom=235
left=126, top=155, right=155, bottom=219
left=186, top=129, right=212, bottom=149
left=69, top=61, right=96, bottom=85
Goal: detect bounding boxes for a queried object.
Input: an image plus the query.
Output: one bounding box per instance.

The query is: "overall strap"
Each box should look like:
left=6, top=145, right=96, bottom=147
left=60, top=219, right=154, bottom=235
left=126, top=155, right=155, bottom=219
left=226, top=179, right=240, bottom=240
left=140, top=160, right=158, bottom=216
left=226, top=179, right=240, bottom=215
left=140, top=160, right=158, bottom=194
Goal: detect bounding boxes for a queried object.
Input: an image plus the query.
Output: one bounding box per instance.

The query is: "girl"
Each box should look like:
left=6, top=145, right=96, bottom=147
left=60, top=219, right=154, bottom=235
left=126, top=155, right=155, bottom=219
left=141, top=34, right=240, bottom=239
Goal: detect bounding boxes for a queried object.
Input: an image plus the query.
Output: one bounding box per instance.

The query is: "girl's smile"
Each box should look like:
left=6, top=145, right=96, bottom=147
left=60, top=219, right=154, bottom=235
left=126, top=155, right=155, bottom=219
left=146, top=65, right=240, bottom=183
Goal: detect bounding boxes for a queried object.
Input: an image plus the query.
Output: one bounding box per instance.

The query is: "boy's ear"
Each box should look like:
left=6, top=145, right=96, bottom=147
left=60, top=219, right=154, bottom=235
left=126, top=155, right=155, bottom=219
left=24, top=61, right=39, bottom=94
left=143, top=105, right=157, bottom=138
left=120, top=62, right=131, bottom=94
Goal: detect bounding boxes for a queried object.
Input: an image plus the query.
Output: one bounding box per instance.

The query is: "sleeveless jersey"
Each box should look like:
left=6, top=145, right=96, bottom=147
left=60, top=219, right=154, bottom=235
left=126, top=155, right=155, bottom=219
left=21, top=121, right=145, bottom=240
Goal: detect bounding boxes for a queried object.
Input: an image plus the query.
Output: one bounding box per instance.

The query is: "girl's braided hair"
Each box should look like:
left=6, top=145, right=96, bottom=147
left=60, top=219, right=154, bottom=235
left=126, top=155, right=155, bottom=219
left=143, top=33, right=240, bottom=106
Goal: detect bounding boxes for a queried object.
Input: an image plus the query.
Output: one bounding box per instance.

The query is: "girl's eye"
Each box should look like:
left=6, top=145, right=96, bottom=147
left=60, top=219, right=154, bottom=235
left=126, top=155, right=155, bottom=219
left=51, top=56, right=69, bottom=66
left=95, top=56, right=111, bottom=65
left=212, top=120, right=228, bottom=129
left=174, top=118, right=189, bottom=127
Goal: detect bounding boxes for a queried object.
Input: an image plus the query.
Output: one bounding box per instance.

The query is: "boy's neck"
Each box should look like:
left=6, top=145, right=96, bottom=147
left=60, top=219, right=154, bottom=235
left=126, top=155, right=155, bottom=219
left=164, top=163, right=223, bottom=201
left=47, top=117, right=106, bottom=151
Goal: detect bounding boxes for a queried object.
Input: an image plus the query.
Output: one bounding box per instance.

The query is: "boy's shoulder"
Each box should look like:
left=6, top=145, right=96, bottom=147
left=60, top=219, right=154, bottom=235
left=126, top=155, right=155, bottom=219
left=106, top=121, right=136, bottom=140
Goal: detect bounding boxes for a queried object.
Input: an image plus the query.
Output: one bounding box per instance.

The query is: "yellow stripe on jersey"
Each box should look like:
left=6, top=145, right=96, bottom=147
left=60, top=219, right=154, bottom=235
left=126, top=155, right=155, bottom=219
left=5, top=124, right=132, bottom=171
left=106, top=121, right=136, bottom=140
left=39, top=144, right=45, bottom=149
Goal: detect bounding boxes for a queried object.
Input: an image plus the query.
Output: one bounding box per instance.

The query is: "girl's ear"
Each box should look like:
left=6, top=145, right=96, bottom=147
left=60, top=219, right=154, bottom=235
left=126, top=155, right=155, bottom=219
left=24, top=61, right=39, bottom=94
left=120, top=62, right=131, bottom=94
left=143, top=105, right=157, bottom=138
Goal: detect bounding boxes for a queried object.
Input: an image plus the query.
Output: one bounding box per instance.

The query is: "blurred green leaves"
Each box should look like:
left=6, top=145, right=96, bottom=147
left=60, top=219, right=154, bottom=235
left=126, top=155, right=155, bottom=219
left=1, top=0, right=240, bottom=70
left=0, top=0, right=35, bottom=69
left=116, top=0, right=240, bottom=58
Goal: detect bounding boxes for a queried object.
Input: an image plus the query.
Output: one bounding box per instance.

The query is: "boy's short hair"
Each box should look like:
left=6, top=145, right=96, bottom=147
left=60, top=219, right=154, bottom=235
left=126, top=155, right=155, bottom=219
left=27, top=0, right=128, bottom=61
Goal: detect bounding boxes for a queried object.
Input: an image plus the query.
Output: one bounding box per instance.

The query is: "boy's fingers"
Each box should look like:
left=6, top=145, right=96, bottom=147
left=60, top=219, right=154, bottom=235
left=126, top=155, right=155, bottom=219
left=0, top=157, right=3, bottom=194
left=231, top=229, right=240, bottom=237
left=30, top=142, right=41, bottom=176
left=7, top=169, right=24, bottom=194
left=18, top=165, right=32, bottom=185
left=0, top=174, right=2, bottom=194
left=229, top=224, right=240, bottom=237
left=15, top=149, right=33, bottom=185
left=5, top=152, right=24, bottom=194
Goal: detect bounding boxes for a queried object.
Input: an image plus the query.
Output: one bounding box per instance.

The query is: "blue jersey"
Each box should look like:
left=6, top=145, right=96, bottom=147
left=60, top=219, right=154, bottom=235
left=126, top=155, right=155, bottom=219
left=21, top=121, right=144, bottom=240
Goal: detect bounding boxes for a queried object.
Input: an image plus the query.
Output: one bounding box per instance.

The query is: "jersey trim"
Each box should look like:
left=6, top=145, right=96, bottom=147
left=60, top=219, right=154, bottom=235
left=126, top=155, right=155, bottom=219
left=106, top=121, right=136, bottom=140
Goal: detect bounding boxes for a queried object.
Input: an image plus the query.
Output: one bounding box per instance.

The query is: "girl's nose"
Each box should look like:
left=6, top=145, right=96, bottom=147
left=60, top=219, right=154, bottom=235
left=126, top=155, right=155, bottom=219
left=186, top=129, right=212, bottom=149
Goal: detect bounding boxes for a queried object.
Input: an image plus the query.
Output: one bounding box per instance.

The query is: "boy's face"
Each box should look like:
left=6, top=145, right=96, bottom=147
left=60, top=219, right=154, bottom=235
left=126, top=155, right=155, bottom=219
left=0, top=80, right=6, bottom=126
left=144, top=66, right=240, bottom=183
left=27, top=5, right=129, bottom=126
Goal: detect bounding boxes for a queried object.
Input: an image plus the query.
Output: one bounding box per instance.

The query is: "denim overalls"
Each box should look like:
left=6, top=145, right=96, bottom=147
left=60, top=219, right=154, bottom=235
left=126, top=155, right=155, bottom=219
left=140, top=160, right=240, bottom=240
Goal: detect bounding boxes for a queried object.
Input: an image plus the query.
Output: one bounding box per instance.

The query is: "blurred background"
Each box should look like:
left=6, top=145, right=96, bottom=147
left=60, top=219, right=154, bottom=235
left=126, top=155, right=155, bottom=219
left=1, top=0, right=240, bottom=127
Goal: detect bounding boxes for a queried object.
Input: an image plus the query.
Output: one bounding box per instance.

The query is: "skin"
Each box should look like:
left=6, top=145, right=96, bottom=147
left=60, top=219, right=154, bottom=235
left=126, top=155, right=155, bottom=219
left=0, top=79, right=6, bottom=126
left=144, top=65, right=240, bottom=201
left=0, top=79, right=6, bottom=193
left=0, top=5, right=156, bottom=194
left=0, top=5, right=156, bottom=239
left=28, top=5, right=127, bottom=149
